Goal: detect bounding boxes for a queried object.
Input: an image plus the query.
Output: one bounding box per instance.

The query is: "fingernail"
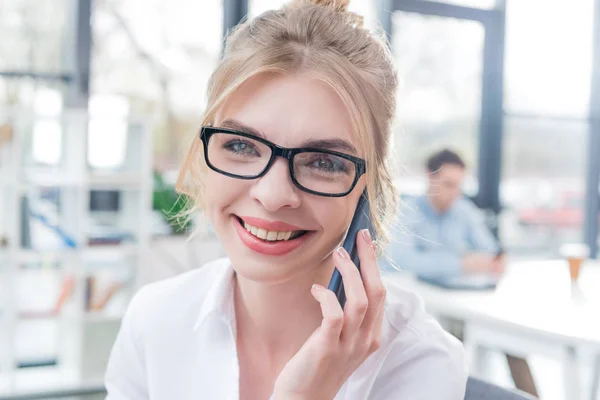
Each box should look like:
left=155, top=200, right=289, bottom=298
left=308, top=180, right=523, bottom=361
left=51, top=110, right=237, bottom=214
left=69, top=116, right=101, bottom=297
left=336, top=247, right=349, bottom=260
left=362, top=229, right=372, bottom=245
left=311, top=283, right=324, bottom=291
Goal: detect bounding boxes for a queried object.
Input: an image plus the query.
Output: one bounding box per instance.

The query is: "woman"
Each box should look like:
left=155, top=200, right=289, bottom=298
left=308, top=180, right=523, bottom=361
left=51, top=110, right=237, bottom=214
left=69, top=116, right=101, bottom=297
left=105, top=1, right=467, bottom=399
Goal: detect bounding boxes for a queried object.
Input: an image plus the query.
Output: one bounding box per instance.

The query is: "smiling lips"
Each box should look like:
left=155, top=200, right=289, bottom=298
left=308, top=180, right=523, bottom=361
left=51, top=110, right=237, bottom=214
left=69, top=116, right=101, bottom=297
left=233, top=215, right=312, bottom=256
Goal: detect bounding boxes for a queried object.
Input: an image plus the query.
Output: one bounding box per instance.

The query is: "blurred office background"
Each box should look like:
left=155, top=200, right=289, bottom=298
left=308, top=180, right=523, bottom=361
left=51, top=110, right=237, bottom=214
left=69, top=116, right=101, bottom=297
left=0, top=0, right=599, bottom=399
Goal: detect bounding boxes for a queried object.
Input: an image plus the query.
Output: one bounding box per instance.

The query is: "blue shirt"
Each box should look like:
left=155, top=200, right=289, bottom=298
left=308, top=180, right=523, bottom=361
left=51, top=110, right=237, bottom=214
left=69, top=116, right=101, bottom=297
left=381, top=195, right=499, bottom=279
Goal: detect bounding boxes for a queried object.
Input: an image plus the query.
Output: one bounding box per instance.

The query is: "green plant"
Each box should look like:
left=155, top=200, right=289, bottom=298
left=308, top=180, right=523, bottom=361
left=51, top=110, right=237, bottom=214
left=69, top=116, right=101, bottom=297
left=152, top=171, right=192, bottom=234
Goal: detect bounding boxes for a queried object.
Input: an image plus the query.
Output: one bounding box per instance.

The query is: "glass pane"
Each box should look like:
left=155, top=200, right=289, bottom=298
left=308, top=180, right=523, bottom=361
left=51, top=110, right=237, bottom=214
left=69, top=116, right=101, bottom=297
left=422, top=0, right=499, bottom=9
left=499, top=117, right=587, bottom=257
left=0, top=0, right=69, bottom=73
left=208, top=132, right=272, bottom=176
left=0, top=77, right=67, bottom=112
left=91, top=0, right=223, bottom=169
left=293, top=152, right=357, bottom=195
left=391, top=12, right=484, bottom=196
left=504, top=0, right=594, bottom=117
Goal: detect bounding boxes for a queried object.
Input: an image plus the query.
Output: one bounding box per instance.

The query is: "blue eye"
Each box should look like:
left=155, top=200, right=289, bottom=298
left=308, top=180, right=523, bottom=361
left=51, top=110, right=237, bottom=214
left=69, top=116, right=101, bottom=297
left=309, top=156, right=349, bottom=173
left=223, top=139, right=260, bottom=156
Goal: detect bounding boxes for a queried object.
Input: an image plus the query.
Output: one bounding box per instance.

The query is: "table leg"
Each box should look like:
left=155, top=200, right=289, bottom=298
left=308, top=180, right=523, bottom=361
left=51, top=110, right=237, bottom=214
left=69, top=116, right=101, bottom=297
left=565, top=346, right=581, bottom=400
left=506, top=354, right=539, bottom=397
left=463, top=342, right=493, bottom=380
left=463, top=325, right=492, bottom=380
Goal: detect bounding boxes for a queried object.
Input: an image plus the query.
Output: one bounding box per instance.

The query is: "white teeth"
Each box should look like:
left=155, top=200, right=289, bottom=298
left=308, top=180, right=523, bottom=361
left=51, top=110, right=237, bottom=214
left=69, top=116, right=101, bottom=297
left=240, top=219, right=300, bottom=241
left=266, top=231, right=278, bottom=241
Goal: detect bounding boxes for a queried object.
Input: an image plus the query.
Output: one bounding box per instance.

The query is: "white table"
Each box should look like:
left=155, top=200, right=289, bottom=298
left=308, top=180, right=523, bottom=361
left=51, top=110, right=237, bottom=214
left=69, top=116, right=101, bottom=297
left=385, top=260, right=600, bottom=400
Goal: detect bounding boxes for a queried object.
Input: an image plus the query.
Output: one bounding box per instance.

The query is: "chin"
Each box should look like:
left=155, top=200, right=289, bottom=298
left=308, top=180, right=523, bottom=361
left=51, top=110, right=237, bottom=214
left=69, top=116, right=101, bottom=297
left=228, top=254, right=300, bottom=284
left=225, top=246, right=326, bottom=285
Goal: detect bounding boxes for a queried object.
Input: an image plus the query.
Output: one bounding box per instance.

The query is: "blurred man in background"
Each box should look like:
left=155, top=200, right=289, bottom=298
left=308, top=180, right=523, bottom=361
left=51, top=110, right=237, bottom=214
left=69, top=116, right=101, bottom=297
left=383, top=149, right=538, bottom=396
left=385, top=148, right=504, bottom=279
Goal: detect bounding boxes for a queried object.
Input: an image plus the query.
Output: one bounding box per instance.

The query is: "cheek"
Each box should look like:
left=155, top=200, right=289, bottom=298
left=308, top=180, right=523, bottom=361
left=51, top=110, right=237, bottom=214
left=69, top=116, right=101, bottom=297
left=314, top=200, right=354, bottom=242
left=202, top=173, right=244, bottom=219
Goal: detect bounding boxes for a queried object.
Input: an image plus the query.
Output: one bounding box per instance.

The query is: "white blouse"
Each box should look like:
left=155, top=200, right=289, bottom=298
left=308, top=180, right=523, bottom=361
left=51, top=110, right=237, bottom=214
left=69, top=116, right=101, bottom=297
left=105, top=258, right=468, bottom=399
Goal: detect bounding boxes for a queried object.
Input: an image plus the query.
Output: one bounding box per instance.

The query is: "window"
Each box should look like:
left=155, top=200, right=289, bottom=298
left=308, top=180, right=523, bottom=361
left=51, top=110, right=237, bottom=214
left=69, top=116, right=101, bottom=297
left=391, top=11, right=484, bottom=196
left=499, top=0, right=594, bottom=257
left=87, top=95, right=129, bottom=169
left=91, top=0, right=223, bottom=170
left=0, top=77, right=68, bottom=111
left=422, top=0, right=499, bottom=9
left=500, top=117, right=587, bottom=256
left=0, top=0, right=69, bottom=73
left=31, top=88, right=64, bottom=166
left=504, top=0, right=594, bottom=118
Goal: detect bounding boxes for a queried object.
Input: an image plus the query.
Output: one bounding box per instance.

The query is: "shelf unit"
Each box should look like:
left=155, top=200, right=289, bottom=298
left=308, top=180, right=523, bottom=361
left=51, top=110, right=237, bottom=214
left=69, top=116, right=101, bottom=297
left=0, top=108, right=153, bottom=395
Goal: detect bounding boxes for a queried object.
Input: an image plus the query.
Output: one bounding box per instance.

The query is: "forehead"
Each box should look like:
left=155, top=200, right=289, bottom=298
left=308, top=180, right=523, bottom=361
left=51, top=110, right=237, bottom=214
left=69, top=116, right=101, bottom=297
left=436, top=164, right=465, bottom=180
left=215, top=73, right=355, bottom=149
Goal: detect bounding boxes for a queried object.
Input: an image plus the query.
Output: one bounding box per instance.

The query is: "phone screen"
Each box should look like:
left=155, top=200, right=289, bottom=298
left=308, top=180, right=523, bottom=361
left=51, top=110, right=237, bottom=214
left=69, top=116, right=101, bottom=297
left=327, top=192, right=373, bottom=308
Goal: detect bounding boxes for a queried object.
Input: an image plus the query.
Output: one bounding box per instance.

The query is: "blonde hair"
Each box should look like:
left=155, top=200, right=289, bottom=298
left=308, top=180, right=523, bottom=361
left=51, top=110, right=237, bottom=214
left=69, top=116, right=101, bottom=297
left=176, top=0, right=398, bottom=250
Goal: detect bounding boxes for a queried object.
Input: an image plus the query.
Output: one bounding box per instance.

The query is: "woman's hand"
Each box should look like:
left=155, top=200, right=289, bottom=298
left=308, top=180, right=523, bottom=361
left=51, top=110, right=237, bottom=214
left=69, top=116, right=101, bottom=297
left=272, top=229, right=387, bottom=400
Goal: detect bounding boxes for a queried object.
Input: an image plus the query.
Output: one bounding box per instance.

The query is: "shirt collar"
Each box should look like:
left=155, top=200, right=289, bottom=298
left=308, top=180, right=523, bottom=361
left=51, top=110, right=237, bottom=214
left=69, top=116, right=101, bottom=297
left=418, top=195, right=439, bottom=217
left=192, top=259, right=236, bottom=332
left=419, top=194, right=459, bottom=217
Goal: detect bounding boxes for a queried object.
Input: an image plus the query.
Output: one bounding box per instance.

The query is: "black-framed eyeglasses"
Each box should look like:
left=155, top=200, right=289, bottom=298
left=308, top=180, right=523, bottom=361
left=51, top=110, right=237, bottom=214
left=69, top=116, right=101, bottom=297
left=199, top=126, right=366, bottom=197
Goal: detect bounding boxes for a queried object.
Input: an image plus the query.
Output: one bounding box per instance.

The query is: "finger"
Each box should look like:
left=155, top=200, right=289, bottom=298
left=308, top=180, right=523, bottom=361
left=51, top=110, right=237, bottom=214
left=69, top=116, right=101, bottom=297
left=333, top=246, right=368, bottom=334
left=357, top=229, right=387, bottom=331
left=311, top=284, right=344, bottom=343
left=366, top=299, right=385, bottom=355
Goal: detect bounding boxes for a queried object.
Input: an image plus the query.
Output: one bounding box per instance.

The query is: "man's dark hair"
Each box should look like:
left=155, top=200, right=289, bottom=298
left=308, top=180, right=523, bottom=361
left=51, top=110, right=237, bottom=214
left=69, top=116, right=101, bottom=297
left=426, top=149, right=466, bottom=173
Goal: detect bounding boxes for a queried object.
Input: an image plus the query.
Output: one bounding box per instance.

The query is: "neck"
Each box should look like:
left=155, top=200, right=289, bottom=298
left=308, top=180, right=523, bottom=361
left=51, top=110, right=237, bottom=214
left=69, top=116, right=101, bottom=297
left=234, top=256, right=335, bottom=357
left=426, top=190, right=446, bottom=214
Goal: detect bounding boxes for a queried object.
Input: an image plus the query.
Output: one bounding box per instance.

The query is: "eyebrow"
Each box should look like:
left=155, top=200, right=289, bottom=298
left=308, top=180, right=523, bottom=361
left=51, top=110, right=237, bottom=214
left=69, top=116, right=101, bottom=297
left=220, top=118, right=358, bottom=155
left=221, top=119, right=266, bottom=139
left=299, top=138, right=357, bottom=154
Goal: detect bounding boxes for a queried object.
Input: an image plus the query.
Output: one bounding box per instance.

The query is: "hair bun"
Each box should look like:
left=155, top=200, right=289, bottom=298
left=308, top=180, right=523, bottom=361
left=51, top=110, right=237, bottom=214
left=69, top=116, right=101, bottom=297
left=290, top=0, right=350, bottom=12
left=289, top=0, right=364, bottom=27
left=312, top=0, right=350, bottom=12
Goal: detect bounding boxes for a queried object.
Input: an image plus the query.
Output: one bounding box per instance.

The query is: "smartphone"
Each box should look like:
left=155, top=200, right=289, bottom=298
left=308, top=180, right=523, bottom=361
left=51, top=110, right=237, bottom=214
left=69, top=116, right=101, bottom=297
left=327, top=192, right=374, bottom=308
left=495, top=246, right=504, bottom=260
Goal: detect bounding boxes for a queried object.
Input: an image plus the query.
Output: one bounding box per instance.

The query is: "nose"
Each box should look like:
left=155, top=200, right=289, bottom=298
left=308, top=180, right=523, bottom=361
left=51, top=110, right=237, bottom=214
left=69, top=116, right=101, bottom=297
left=249, top=158, right=301, bottom=211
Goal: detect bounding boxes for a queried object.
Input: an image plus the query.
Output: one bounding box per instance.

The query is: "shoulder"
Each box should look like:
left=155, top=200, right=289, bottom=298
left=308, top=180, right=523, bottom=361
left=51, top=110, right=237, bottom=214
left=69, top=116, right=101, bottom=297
left=132, top=257, right=229, bottom=308
left=395, top=196, right=427, bottom=224
left=126, top=257, right=230, bottom=331
left=365, top=279, right=468, bottom=398
left=398, top=195, right=423, bottom=213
